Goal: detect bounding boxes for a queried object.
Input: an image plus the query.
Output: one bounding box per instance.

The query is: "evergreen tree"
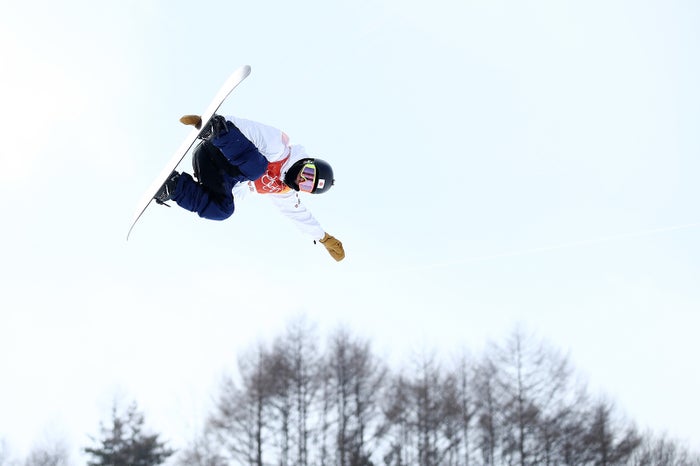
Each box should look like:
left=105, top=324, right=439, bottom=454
left=84, top=401, right=173, bottom=466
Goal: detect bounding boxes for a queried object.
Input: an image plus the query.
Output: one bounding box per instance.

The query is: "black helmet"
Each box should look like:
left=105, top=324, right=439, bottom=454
left=284, top=158, right=335, bottom=194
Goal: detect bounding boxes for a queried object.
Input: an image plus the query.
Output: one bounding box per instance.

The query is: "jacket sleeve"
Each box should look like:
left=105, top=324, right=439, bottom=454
left=269, top=190, right=325, bottom=240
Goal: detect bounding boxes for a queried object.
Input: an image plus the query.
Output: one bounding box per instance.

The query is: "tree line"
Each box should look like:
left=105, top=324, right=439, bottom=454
left=176, top=319, right=699, bottom=466
left=1, top=320, right=698, bottom=465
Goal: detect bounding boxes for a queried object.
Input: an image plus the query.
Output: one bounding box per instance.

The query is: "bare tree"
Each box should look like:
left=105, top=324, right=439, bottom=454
left=493, top=327, right=578, bottom=466
left=537, top=380, right=591, bottom=466
left=272, top=316, right=322, bottom=466
left=325, top=327, right=387, bottom=465
left=175, top=430, right=227, bottom=466
left=348, top=333, right=388, bottom=465
left=630, top=432, right=700, bottom=466
left=383, top=374, right=413, bottom=466
left=436, top=371, right=466, bottom=466
left=474, top=356, right=502, bottom=466
left=384, top=352, right=464, bottom=466
left=209, top=344, right=274, bottom=466
left=411, top=352, right=450, bottom=466
left=317, top=361, right=334, bottom=466
left=453, top=351, right=478, bottom=466
left=266, top=345, right=293, bottom=466
left=24, top=440, right=71, bottom=466
left=581, top=399, right=640, bottom=465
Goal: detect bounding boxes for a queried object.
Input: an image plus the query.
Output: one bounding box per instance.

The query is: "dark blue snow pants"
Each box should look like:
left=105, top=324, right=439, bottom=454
left=171, top=121, right=269, bottom=220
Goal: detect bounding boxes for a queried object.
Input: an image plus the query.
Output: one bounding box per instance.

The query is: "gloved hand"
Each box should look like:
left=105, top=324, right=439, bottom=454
left=180, top=114, right=228, bottom=139
left=180, top=114, right=203, bottom=129
left=319, top=233, right=345, bottom=262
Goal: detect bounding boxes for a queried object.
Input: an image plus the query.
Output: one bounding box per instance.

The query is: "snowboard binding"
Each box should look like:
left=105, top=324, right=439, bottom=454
left=154, top=171, right=180, bottom=206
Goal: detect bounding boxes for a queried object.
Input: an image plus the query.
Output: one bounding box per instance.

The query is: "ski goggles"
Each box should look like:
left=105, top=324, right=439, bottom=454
left=298, top=163, right=317, bottom=192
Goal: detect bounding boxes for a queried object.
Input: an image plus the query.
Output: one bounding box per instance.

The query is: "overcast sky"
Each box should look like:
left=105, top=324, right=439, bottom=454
left=1, top=0, right=699, bottom=462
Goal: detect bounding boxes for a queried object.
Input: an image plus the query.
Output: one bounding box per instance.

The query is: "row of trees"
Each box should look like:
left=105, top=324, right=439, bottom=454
left=176, top=319, right=699, bottom=466
left=2, top=320, right=698, bottom=465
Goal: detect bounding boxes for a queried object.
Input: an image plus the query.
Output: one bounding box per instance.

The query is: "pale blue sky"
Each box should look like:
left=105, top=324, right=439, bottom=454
left=1, top=0, right=699, bottom=461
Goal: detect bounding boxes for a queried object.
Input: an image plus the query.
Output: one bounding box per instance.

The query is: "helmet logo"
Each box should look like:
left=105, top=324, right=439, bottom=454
left=317, top=179, right=326, bottom=190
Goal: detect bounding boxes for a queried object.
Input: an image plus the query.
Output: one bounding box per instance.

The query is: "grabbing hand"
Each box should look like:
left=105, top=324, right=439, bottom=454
left=319, top=233, right=345, bottom=262
left=180, top=114, right=229, bottom=140
left=179, top=114, right=203, bottom=129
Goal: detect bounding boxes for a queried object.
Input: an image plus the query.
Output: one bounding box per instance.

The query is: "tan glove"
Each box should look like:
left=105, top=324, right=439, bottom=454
left=319, top=233, right=345, bottom=262
left=180, top=114, right=203, bottom=129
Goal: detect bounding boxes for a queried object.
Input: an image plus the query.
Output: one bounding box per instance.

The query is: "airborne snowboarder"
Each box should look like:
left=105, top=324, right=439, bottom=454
left=154, top=114, right=345, bottom=262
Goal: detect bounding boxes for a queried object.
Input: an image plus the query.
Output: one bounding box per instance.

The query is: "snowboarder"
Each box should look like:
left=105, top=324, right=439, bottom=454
left=154, top=114, right=345, bottom=262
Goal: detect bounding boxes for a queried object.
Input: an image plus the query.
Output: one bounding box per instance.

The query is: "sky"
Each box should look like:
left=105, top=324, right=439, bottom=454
left=1, top=0, right=699, bottom=462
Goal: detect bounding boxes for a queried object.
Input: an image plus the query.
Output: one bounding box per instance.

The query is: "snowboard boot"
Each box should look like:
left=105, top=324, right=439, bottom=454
left=154, top=170, right=180, bottom=205
left=198, top=114, right=229, bottom=140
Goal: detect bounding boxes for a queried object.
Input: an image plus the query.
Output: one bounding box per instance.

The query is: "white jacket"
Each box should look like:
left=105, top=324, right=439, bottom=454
left=227, top=116, right=326, bottom=240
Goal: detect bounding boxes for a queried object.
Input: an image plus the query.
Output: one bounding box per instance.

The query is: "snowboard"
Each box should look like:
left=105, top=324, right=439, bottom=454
left=127, top=65, right=252, bottom=240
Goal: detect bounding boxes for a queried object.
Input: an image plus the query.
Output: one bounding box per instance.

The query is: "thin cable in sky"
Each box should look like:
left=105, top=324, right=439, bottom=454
left=400, top=222, right=700, bottom=273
